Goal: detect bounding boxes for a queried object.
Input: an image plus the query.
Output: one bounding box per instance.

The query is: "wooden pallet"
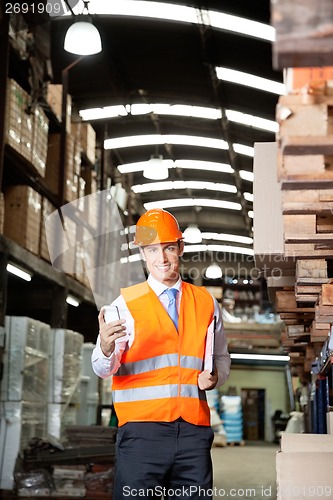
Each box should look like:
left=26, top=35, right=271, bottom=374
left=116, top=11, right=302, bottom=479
left=226, top=440, right=245, bottom=447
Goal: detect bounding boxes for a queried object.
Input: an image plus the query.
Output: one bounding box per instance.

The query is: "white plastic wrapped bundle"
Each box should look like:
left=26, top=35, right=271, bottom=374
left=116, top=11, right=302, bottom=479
left=48, top=329, right=84, bottom=404
left=220, top=395, right=243, bottom=443
left=1, top=317, right=51, bottom=402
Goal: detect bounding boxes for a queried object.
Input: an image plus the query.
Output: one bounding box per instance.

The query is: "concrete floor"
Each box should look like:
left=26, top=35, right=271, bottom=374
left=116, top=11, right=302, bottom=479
left=212, top=441, right=279, bottom=499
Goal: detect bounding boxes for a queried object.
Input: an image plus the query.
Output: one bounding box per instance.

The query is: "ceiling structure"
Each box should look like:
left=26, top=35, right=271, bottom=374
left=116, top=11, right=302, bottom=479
left=49, top=0, right=283, bottom=263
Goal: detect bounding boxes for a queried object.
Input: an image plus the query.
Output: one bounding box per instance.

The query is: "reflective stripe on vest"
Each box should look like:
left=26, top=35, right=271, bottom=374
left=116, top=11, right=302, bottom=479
left=113, top=383, right=207, bottom=403
left=114, top=353, right=203, bottom=377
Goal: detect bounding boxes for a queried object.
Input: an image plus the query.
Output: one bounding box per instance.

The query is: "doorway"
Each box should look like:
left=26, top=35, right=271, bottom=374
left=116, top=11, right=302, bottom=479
left=241, top=388, right=265, bottom=440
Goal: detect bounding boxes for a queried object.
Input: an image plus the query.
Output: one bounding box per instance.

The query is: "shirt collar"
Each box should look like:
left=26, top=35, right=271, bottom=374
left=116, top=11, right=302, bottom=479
left=147, top=274, right=182, bottom=297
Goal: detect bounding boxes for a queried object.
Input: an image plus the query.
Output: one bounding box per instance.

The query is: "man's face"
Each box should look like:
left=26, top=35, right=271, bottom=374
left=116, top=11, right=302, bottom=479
left=142, top=241, right=184, bottom=286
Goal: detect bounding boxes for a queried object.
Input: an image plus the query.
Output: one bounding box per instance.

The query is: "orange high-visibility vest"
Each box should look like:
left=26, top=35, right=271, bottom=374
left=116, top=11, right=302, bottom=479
left=112, top=281, right=214, bottom=427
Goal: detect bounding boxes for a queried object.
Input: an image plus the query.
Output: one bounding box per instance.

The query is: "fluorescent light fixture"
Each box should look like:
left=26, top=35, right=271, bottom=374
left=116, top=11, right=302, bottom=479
left=230, top=353, right=290, bottom=362
left=182, top=244, right=254, bottom=256
left=132, top=180, right=237, bottom=194
left=105, top=134, right=254, bottom=158
left=66, top=295, right=80, bottom=307
left=239, top=170, right=254, bottom=182
left=80, top=102, right=277, bottom=134
left=118, top=159, right=174, bottom=174
left=205, top=263, right=223, bottom=279
left=202, top=232, right=253, bottom=245
left=175, top=160, right=234, bottom=174
left=144, top=198, right=242, bottom=211
left=216, top=67, right=286, bottom=95
left=143, top=154, right=169, bottom=180
left=130, top=103, right=221, bottom=119
left=208, top=10, right=275, bottom=42
left=6, top=263, right=32, bottom=282
left=64, top=1, right=275, bottom=43
left=117, top=159, right=234, bottom=175
left=183, top=225, right=202, bottom=244
left=64, top=19, right=102, bottom=55
left=243, top=192, right=254, bottom=202
left=80, top=105, right=128, bottom=121
left=104, top=134, right=229, bottom=151
left=226, top=110, right=278, bottom=133
left=233, top=143, right=254, bottom=157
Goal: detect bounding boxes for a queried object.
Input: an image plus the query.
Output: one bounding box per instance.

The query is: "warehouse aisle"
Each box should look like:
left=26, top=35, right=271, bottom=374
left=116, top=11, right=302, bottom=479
left=212, top=442, right=279, bottom=499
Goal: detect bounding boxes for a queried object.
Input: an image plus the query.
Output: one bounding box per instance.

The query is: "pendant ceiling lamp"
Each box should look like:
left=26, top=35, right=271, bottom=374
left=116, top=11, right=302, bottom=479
left=143, top=154, right=169, bottom=180
left=205, top=263, right=223, bottom=279
left=183, top=224, right=202, bottom=244
left=64, top=1, right=102, bottom=56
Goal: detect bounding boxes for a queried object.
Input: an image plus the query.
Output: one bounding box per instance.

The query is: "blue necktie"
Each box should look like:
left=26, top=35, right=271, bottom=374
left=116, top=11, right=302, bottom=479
left=165, top=288, right=178, bottom=330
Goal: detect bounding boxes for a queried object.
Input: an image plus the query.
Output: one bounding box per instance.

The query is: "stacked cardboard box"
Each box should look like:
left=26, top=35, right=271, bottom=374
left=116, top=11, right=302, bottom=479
left=5, top=80, right=49, bottom=176
left=81, top=166, right=98, bottom=195
left=3, top=185, right=42, bottom=255
left=72, top=121, right=96, bottom=165
left=46, top=83, right=72, bottom=132
left=45, top=132, right=76, bottom=200
left=31, top=106, right=49, bottom=177
left=276, top=433, right=333, bottom=499
left=5, top=79, right=28, bottom=155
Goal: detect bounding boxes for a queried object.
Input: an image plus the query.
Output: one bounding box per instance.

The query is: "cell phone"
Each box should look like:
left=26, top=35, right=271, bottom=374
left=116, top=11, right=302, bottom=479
left=103, top=305, right=120, bottom=323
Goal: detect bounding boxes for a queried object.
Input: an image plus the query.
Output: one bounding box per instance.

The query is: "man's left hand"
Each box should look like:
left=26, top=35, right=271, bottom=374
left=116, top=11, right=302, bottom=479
left=198, top=370, right=218, bottom=390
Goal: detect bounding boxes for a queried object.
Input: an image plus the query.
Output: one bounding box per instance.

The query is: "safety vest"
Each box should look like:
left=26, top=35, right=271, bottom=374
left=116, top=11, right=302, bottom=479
left=112, top=281, right=214, bottom=427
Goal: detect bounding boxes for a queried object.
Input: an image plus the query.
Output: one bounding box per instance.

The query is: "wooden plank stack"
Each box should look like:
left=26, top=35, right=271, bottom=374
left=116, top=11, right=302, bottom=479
left=254, top=71, right=333, bottom=373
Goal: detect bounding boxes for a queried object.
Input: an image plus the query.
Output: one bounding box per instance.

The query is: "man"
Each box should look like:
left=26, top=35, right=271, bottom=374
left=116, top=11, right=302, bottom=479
left=92, top=208, right=230, bottom=500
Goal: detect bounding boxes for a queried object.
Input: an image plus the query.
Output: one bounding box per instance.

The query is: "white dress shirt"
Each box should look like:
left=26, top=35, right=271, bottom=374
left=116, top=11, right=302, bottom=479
left=91, top=275, right=230, bottom=388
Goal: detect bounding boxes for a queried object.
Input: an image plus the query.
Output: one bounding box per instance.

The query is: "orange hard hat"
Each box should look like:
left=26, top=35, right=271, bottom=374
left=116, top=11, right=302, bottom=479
left=134, top=208, right=183, bottom=246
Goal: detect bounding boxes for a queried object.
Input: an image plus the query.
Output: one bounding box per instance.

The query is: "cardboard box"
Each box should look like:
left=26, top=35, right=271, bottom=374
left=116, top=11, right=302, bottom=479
left=3, top=185, right=42, bottom=254
left=45, top=133, right=75, bottom=199
left=280, top=431, right=333, bottom=452
left=5, top=79, right=28, bottom=154
left=46, top=83, right=72, bottom=132
left=31, top=106, right=49, bottom=177
left=277, top=433, right=333, bottom=499
left=72, top=122, right=96, bottom=165
left=276, top=451, right=333, bottom=500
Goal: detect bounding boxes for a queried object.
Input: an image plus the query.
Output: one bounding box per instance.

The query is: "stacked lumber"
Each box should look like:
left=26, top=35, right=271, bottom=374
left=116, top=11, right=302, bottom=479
left=277, top=84, right=333, bottom=260
left=254, top=73, right=333, bottom=373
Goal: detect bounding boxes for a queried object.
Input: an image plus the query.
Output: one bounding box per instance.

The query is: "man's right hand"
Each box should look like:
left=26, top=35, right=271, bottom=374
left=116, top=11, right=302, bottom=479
left=98, top=307, right=127, bottom=357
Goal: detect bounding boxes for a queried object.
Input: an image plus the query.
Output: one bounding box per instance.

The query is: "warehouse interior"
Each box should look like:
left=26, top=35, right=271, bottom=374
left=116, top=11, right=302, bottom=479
left=1, top=0, right=333, bottom=498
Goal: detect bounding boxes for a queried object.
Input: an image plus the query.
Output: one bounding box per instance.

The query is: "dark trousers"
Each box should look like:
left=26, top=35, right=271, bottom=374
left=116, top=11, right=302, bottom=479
left=113, top=421, right=214, bottom=500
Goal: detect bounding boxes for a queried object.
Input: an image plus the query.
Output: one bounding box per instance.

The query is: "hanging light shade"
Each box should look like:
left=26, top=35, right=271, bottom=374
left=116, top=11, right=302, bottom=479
left=143, top=154, right=169, bottom=180
left=64, top=18, right=102, bottom=55
left=183, top=224, right=202, bottom=243
left=205, top=263, right=223, bottom=279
